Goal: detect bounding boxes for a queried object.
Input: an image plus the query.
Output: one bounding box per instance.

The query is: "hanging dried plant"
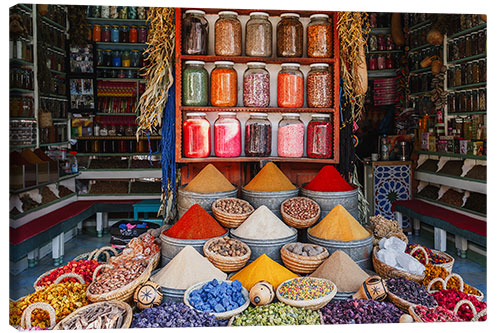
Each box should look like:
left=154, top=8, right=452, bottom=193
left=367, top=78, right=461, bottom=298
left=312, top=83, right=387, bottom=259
left=136, top=8, right=175, bottom=138
left=337, top=12, right=370, bottom=123
left=67, top=5, right=90, bottom=47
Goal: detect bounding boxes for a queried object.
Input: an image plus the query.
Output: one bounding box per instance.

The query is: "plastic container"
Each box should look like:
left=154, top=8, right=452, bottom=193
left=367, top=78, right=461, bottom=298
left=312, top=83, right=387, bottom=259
left=277, top=63, right=304, bottom=107
left=182, top=112, right=211, bottom=158
left=307, top=114, right=332, bottom=159
left=243, top=62, right=270, bottom=107
left=214, top=112, right=241, bottom=157
left=211, top=61, right=237, bottom=107
left=277, top=13, right=303, bottom=57
left=182, top=60, right=208, bottom=106
left=278, top=113, right=305, bottom=157
left=215, top=11, right=242, bottom=56
left=182, top=10, right=208, bottom=55
left=244, top=113, right=272, bottom=157
left=245, top=12, right=272, bottom=57
left=307, top=14, right=333, bottom=58
left=307, top=63, right=333, bottom=108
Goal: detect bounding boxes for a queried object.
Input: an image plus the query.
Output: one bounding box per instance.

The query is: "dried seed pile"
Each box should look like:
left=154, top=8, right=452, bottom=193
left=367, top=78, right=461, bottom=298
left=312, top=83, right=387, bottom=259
left=130, top=159, right=161, bottom=169
left=41, top=186, right=58, bottom=205
left=20, top=195, right=39, bottom=211
left=207, top=236, right=248, bottom=257
left=465, top=165, right=486, bottom=180
left=418, top=185, right=440, bottom=200
left=418, top=159, right=439, bottom=172
left=89, top=181, right=129, bottom=194
left=59, top=303, right=127, bottom=329
left=88, top=258, right=149, bottom=295
left=282, top=197, right=319, bottom=220
left=438, top=160, right=463, bottom=177
left=386, top=277, right=437, bottom=308
left=464, top=192, right=486, bottom=214
left=286, top=242, right=325, bottom=257
left=438, top=189, right=463, bottom=207
left=58, top=185, right=74, bottom=197
left=130, top=181, right=162, bottom=193
left=232, top=302, right=321, bottom=326
left=279, top=277, right=334, bottom=300
left=214, top=198, right=253, bottom=215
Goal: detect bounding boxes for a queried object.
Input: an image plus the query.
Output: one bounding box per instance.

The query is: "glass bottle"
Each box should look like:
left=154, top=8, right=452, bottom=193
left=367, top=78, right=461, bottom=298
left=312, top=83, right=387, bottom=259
left=129, top=26, right=138, bottom=43
left=243, top=62, right=270, bottom=107
left=183, top=112, right=211, bottom=158
left=307, top=14, right=333, bottom=57
left=278, top=113, right=305, bottom=157
left=103, top=49, right=112, bottom=67
left=183, top=60, right=208, bottom=106
left=307, top=114, right=332, bottom=159
left=131, top=50, right=141, bottom=67
left=472, top=60, right=480, bottom=83
left=92, top=24, right=101, bottom=42
left=471, top=89, right=478, bottom=112
left=101, top=25, right=111, bottom=42
left=478, top=88, right=486, bottom=111
left=214, top=112, right=241, bottom=157
left=245, top=113, right=272, bottom=157
left=121, top=51, right=131, bottom=67
left=210, top=61, right=237, bottom=107
left=112, top=50, right=121, bottom=67
left=479, top=59, right=486, bottom=82
left=277, top=63, right=304, bottom=107
left=306, top=63, right=333, bottom=108
left=377, top=54, right=386, bottom=70
left=111, top=25, right=120, bottom=43
left=96, top=49, right=104, bottom=66
left=470, top=32, right=478, bottom=56
left=448, top=92, right=455, bottom=113
left=182, top=10, right=208, bottom=55
left=245, top=12, right=272, bottom=57
left=465, top=35, right=472, bottom=58
left=277, top=13, right=303, bottom=57
left=138, top=26, right=148, bottom=43
left=215, top=11, right=242, bottom=56
left=120, top=25, right=129, bottom=43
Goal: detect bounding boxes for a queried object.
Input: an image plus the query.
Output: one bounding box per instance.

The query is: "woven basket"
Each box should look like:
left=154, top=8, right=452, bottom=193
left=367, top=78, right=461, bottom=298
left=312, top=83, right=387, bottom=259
left=53, top=300, right=133, bottom=329
left=73, top=249, right=99, bottom=261
left=184, top=279, right=250, bottom=320
left=280, top=242, right=328, bottom=274
left=409, top=245, right=454, bottom=273
left=202, top=238, right=251, bottom=273
left=426, top=273, right=484, bottom=301
left=20, top=302, right=56, bottom=330
left=276, top=277, right=337, bottom=310
left=408, top=305, right=426, bottom=322
left=387, top=291, right=420, bottom=313
left=34, top=272, right=86, bottom=291
left=228, top=311, right=325, bottom=326
left=280, top=197, right=320, bottom=229
left=453, top=299, right=487, bottom=321
left=372, top=246, right=425, bottom=283
left=211, top=198, right=254, bottom=229
left=86, top=252, right=159, bottom=303
left=73, top=246, right=119, bottom=262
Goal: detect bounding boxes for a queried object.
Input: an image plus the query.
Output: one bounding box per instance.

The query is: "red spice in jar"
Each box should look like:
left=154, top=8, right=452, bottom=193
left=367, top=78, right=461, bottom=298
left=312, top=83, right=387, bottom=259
left=278, top=72, right=304, bottom=107
left=304, top=165, right=353, bottom=192
left=306, top=115, right=332, bottom=158
left=163, top=204, right=226, bottom=240
left=183, top=113, right=211, bottom=158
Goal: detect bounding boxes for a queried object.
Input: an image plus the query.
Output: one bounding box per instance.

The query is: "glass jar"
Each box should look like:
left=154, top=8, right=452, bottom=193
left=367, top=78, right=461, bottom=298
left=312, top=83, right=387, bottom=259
left=368, top=55, right=377, bottom=70
left=457, top=36, right=465, bottom=59
left=278, top=113, right=305, bottom=157
left=129, top=26, right=138, bottom=43
left=111, top=25, right=120, bottom=43
left=245, top=113, right=272, bottom=157
left=477, top=29, right=486, bottom=54
left=478, top=88, right=486, bottom=111
left=138, top=26, right=148, bottom=43
left=210, top=61, right=237, bottom=107
left=472, top=61, right=480, bottom=83
left=101, top=25, right=111, bottom=42
left=103, top=49, right=112, bottom=66
left=243, top=62, right=270, bottom=107
left=459, top=91, right=466, bottom=112
left=120, top=26, right=129, bottom=43
left=307, top=63, right=332, bottom=108
left=183, top=60, right=208, bottom=106
left=465, top=91, right=472, bottom=112
left=470, top=32, right=478, bottom=56
left=465, top=35, right=472, bottom=58
left=448, top=40, right=457, bottom=61
left=454, top=65, right=462, bottom=87
left=377, top=54, right=386, bottom=70
left=131, top=50, right=141, bottom=67
left=96, top=49, right=104, bottom=66
left=100, top=6, right=110, bottom=18
left=479, top=59, right=486, bottom=82
left=277, top=13, right=303, bottom=57
left=377, top=35, right=386, bottom=51
left=278, top=63, right=304, bottom=107
left=93, top=24, right=101, bottom=42
left=137, top=7, right=146, bottom=20
left=307, top=114, right=332, bottom=159
left=183, top=112, right=211, bottom=158
left=112, top=50, right=122, bottom=67
left=307, top=14, right=333, bottom=58
left=121, top=51, right=131, bottom=67
left=128, top=6, right=137, bottom=20
left=369, top=35, right=378, bottom=52
left=214, top=112, right=241, bottom=157
left=215, top=11, right=242, bottom=56
left=386, top=54, right=394, bottom=69
left=448, top=92, right=455, bottom=113
left=455, top=91, right=461, bottom=112
left=119, top=6, right=128, bottom=19
left=110, top=6, right=119, bottom=19
left=472, top=89, right=478, bottom=111
left=182, top=10, right=208, bottom=55
left=245, top=12, right=272, bottom=57
left=465, top=62, right=473, bottom=85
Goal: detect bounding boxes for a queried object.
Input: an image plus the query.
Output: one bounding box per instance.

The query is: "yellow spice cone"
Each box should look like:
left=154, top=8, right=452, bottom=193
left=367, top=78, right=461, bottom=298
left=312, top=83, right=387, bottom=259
left=309, top=204, right=370, bottom=241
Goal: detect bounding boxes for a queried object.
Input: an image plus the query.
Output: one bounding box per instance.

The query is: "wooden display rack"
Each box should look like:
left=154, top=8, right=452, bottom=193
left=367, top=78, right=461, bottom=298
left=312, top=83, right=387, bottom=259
left=174, top=7, right=340, bottom=164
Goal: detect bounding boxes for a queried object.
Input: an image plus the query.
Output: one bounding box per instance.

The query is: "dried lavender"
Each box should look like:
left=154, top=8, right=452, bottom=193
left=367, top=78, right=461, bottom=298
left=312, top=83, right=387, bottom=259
left=386, top=277, right=437, bottom=308
left=321, top=299, right=403, bottom=324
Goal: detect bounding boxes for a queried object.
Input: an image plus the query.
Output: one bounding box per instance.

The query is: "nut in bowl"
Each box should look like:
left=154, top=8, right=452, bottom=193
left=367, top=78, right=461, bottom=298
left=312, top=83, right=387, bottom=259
left=280, top=242, right=329, bottom=274
left=203, top=236, right=251, bottom=273
left=276, top=277, right=337, bottom=310
left=280, top=197, right=320, bottom=229
left=212, top=198, right=254, bottom=228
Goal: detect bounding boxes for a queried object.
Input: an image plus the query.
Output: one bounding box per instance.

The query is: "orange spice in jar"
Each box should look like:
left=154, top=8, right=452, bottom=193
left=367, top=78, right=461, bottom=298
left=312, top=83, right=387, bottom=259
left=307, top=14, right=333, bottom=58
left=93, top=24, right=102, bottom=42
left=210, top=61, right=238, bottom=107
left=277, top=63, right=304, bottom=108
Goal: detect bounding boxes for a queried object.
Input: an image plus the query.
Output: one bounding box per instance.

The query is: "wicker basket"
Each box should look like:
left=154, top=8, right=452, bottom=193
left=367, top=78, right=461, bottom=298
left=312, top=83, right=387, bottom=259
left=53, top=300, right=133, bottom=329
left=211, top=198, right=254, bottom=229
left=386, top=291, right=420, bottom=313
left=73, top=249, right=99, bottom=261
left=372, top=246, right=425, bottom=283
left=20, top=302, right=56, bottom=330
left=280, top=197, right=320, bottom=229
left=202, top=238, right=251, bottom=273
left=276, top=277, right=337, bottom=310
left=280, top=242, right=328, bottom=274
left=453, top=299, right=487, bottom=321
left=73, top=246, right=118, bottom=262
left=409, top=245, right=454, bottom=273
left=184, top=279, right=250, bottom=320
left=86, top=252, right=159, bottom=303
left=426, top=273, right=484, bottom=301
left=34, top=272, right=86, bottom=291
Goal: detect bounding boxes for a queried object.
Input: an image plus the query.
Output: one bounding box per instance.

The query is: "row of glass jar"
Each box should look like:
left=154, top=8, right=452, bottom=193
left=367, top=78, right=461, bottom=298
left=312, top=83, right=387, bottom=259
left=10, top=96, right=34, bottom=118
left=39, top=21, right=66, bottom=50
left=447, top=30, right=486, bottom=62
left=446, top=14, right=484, bottom=36
left=10, top=39, right=33, bottom=63
left=447, top=89, right=487, bottom=113
left=368, top=12, right=391, bottom=29
left=76, top=139, right=159, bottom=154
left=40, top=98, right=68, bottom=119
left=408, top=13, right=430, bottom=28
left=183, top=112, right=333, bottom=159
left=183, top=61, right=333, bottom=108
left=11, top=68, right=34, bottom=90
left=367, top=53, right=399, bottom=70
left=409, top=24, right=432, bottom=49
left=408, top=46, right=441, bottom=72
left=183, top=10, right=333, bottom=58
left=97, top=49, right=143, bottom=68
left=41, top=4, right=67, bottom=26
left=97, top=68, right=140, bottom=79
left=410, top=96, right=434, bottom=115
left=92, top=25, right=148, bottom=43
left=447, top=60, right=486, bottom=88
left=409, top=72, right=433, bottom=93
left=368, top=34, right=397, bottom=52
left=87, top=6, right=147, bottom=20
left=40, top=124, right=68, bottom=144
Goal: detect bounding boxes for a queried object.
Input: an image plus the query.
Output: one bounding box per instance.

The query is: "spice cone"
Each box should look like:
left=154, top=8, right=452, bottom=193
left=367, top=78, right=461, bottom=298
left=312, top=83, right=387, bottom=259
left=244, top=162, right=296, bottom=192
left=184, top=164, right=235, bottom=193
left=309, top=205, right=370, bottom=241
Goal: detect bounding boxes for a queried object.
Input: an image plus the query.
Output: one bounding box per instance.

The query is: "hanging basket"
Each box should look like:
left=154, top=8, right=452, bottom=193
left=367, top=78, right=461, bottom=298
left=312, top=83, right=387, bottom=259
left=39, top=110, right=53, bottom=129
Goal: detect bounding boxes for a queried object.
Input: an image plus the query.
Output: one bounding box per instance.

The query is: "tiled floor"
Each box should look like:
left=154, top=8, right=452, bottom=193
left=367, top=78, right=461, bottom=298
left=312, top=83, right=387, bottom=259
left=10, top=229, right=487, bottom=301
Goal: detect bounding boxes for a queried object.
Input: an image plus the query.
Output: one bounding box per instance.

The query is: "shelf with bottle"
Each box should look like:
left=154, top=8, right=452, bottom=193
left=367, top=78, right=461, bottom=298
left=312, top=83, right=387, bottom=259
left=180, top=54, right=335, bottom=66
left=10, top=58, right=34, bottom=67
left=180, top=106, right=335, bottom=114
left=415, top=150, right=486, bottom=160
left=448, top=53, right=486, bottom=65
left=409, top=19, right=432, bottom=31
left=447, top=111, right=487, bottom=117
left=40, top=15, right=66, bottom=31
left=10, top=88, right=34, bottom=94
left=448, top=23, right=487, bottom=40
left=448, top=82, right=486, bottom=91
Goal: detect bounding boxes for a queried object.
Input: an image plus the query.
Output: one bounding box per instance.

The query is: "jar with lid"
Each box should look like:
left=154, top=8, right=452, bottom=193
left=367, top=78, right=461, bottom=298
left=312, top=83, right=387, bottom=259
left=448, top=92, right=455, bottom=113
left=377, top=54, right=386, bottom=70
left=307, top=63, right=332, bottom=108
left=368, top=55, right=377, bottom=70
left=128, top=6, right=137, bottom=20
left=215, top=11, right=242, bottom=56
left=119, top=6, right=128, bottom=19
left=465, top=62, right=473, bottom=85
left=103, top=49, right=112, bottom=66
left=112, top=50, right=121, bottom=67
left=110, top=6, right=118, bottom=19
left=96, top=49, right=105, bottom=66
left=182, top=10, right=208, bottom=55
left=307, top=114, right=332, bottom=158
left=93, top=24, right=101, bottom=42
left=377, top=35, right=386, bottom=51
left=465, top=90, right=473, bottom=112
left=454, top=65, right=462, bottom=87
left=278, top=63, right=304, bottom=107
left=120, top=26, right=129, bottom=43
left=479, top=59, right=486, bottom=82
left=100, top=6, right=110, bottom=18
left=369, top=35, right=378, bottom=52
left=137, top=7, right=146, bottom=20
left=129, top=26, right=138, bottom=43
left=277, top=13, right=303, bottom=57
left=470, top=32, right=478, bottom=56
left=245, top=113, right=272, bottom=157
left=183, top=60, right=208, bottom=106
left=243, top=62, right=270, bottom=107
left=472, top=61, right=480, bottom=83
left=448, top=40, right=457, bottom=61
left=307, top=14, right=333, bottom=58
left=477, top=29, right=486, bottom=54
left=465, top=35, right=472, bottom=58
left=245, top=12, right=272, bottom=57
left=472, top=89, right=478, bottom=111
left=278, top=113, right=305, bottom=157
left=131, top=50, right=141, bottom=67
left=122, top=51, right=131, bottom=67
left=478, top=88, right=486, bottom=111
left=458, top=91, right=466, bottom=112
left=101, top=25, right=111, bottom=42
left=183, top=112, right=211, bottom=158
left=457, top=36, right=465, bottom=59
left=214, top=112, right=241, bottom=157
left=138, top=26, right=148, bottom=43
left=111, top=25, right=120, bottom=43
left=386, top=54, right=394, bottom=69
left=210, top=61, right=237, bottom=107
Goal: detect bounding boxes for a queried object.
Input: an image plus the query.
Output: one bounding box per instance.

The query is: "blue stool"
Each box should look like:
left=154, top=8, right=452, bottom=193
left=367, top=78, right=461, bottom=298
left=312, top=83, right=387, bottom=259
left=133, top=200, right=164, bottom=225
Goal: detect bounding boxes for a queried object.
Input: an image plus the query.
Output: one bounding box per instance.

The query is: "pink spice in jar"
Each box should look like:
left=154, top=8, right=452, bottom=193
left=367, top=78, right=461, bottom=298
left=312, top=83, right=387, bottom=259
left=278, top=114, right=305, bottom=157
left=214, top=112, right=241, bottom=157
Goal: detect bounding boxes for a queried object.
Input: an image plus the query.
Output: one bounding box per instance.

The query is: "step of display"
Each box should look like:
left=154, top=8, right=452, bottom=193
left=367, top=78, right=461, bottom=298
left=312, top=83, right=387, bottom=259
left=180, top=106, right=335, bottom=113
left=77, top=169, right=162, bottom=179
left=415, top=195, right=486, bottom=221
left=180, top=54, right=335, bottom=65
left=415, top=150, right=486, bottom=160
left=414, top=170, right=486, bottom=194
left=77, top=194, right=161, bottom=201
